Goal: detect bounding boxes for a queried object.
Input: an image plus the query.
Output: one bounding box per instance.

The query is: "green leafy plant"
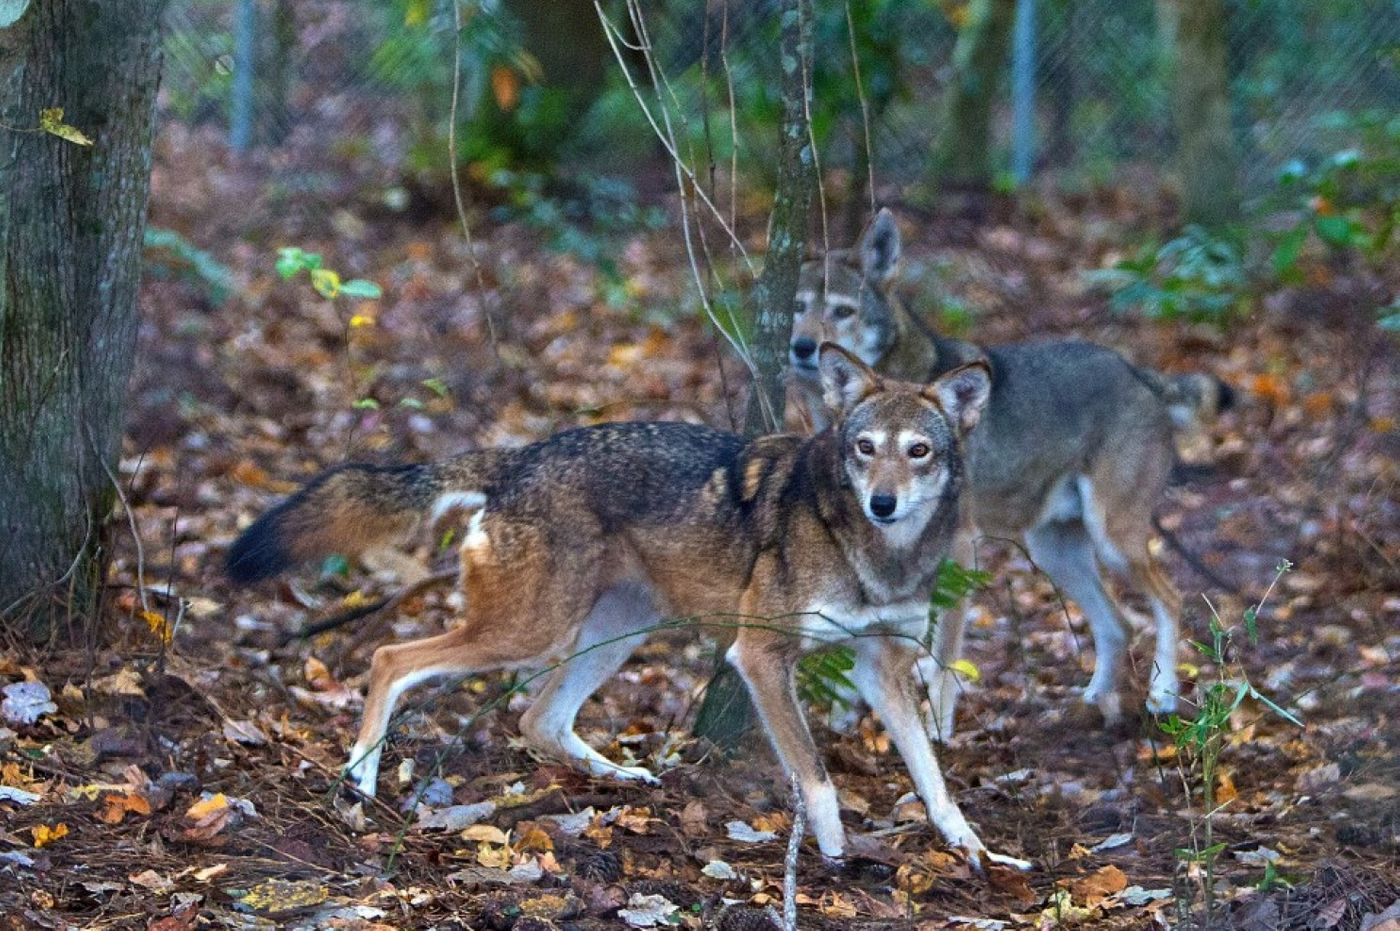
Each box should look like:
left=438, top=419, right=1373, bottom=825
left=1086, top=225, right=1248, bottom=324
left=1268, top=110, right=1399, bottom=284
left=275, top=247, right=383, bottom=300
left=144, top=227, right=234, bottom=305
left=1159, top=559, right=1301, bottom=928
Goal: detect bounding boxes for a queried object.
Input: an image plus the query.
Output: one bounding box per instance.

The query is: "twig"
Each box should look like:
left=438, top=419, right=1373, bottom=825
left=449, top=0, right=499, bottom=351
left=1152, top=515, right=1242, bottom=597
left=282, top=568, right=459, bottom=645
left=783, top=774, right=805, bottom=931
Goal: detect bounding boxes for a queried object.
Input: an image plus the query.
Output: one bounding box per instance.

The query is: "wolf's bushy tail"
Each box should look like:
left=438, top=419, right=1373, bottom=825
left=1135, top=367, right=1235, bottom=432
left=1161, top=372, right=1236, bottom=430
left=225, top=451, right=501, bottom=585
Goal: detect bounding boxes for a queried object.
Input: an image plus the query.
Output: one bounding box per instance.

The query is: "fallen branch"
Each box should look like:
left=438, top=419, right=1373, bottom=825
left=282, top=569, right=459, bottom=645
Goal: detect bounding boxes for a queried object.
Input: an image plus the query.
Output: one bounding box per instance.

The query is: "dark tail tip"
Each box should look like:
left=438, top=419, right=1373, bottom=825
left=1215, top=378, right=1236, bottom=413
left=225, top=509, right=292, bottom=585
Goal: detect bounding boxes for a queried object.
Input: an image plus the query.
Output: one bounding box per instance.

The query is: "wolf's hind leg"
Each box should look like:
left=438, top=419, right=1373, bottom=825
left=348, top=623, right=541, bottom=798
left=1025, top=519, right=1130, bottom=725
left=852, top=636, right=1029, bottom=870
left=519, top=584, right=658, bottom=783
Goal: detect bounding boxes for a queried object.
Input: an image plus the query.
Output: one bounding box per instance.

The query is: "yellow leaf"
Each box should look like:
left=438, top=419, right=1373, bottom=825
left=39, top=108, right=93, bottom=146
left=1177, top=661, right=1200, bottom=679
left=950, top=659, right=981, bottom=683
left=31, top=823, right=68, bottom=847
left=185, top=792, right=229, bottom=821
left=310, top=267, right=341, bottom=299
left=348, top=314, right=375, bottom=328
left=139, top=610, right=173, bottom=644
left=476, top=842, right=513, bottom=869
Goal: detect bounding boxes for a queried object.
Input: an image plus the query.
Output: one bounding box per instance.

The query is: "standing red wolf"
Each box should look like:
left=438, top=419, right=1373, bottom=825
left=227, top=345, right=1030, bottom=870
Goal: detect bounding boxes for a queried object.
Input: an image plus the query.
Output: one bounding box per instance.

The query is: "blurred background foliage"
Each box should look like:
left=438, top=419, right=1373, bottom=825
left=156, top=0, right=1398, bottom=324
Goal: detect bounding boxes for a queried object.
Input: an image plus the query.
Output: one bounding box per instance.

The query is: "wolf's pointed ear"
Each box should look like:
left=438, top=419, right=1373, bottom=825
left=926, top=360, right=991, bottom=434
left=859, top=207, right=901, bottom=285
left=819, top=342, right=881, bottom=417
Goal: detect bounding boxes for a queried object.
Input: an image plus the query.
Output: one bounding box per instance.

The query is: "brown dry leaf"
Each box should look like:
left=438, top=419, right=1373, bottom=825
left=751, top=812, right=790, bottom=834
left=490, top=65, right=520, bottom=111
left=987, top=863, right=1038, bottom=906
left=615, top=805, right=653, bottom=834
left=515, top=825, right=554, bottom=853
left=461, top=824, right=510, bottom=845
left=584, top=821, right=614, bottom=849
left=819, top=891, right=858, bottom=919
left=1068, top=864, right=1128, bottom=907
left=678, top=800, right=707, bottom=837
left=128, top=869, right=174, bottom=893
left=183, top=793, right=231, bottom=840
left=1216, top=770, right=1239, bottom=805
left=100, top=792, right=153, bottom=825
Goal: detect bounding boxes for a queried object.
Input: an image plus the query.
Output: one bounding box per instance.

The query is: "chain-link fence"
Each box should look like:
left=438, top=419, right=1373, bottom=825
left=159, top=0, right=1399, bottom=212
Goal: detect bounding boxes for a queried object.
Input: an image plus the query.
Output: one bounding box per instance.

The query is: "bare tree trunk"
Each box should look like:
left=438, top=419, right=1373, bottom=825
left=694, top=0, right=816, bottom=750
left=931, top=0, right=1016, bottom=188
left=1163, top=0, right=1237, bottom=227
left=0, top=0, right=166, bottom=638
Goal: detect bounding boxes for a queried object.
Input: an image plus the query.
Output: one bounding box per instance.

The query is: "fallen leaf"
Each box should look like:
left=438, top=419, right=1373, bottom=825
left=234, top=878, right=328, bottom=916
left=461, top=823, right=509, bottom=845
left=31, top=822, right=68, bottom=847
left=100, top=792, right=152, bottom=825
left=128, top=869, right=175, bottom=893
left=1068, top=864, right=1128, bottom=907
left=2, top=681, right=57, bottom=726
left=222, top=719, right=269, bottom=746
left=618, top=892, right=678, bottom=927
left=416, top=801, right=496, bottom=832
left=725, top=819, right=777, bottom=843
left=701, top=859, right=737, bottom=880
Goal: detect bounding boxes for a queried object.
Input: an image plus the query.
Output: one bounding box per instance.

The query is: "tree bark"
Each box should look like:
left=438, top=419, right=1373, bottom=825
left=0, top=0, right=166, bottom=637
left=931, top=0, right=1017, bottom=188
left=1163, top=0, right=1237, bottom=228
left=694, top=0, right=815, bottom=751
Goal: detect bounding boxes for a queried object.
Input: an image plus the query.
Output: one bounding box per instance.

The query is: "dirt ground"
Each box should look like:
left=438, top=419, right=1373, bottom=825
left=1, top=123, right=1397, bottom=929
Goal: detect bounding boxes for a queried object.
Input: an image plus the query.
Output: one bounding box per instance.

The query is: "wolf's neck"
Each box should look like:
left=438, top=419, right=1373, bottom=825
left=881, top=300, right=983, bottom=383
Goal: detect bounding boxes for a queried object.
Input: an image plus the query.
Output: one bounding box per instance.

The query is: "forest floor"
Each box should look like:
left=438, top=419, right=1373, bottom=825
left=2, top=124, right=1398, bottom=930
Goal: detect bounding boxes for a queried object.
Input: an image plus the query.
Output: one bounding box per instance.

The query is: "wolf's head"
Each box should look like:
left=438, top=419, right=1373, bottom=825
left=790, top=208, right=903, bottom=380
left=818, top=343, right=989, bottom=542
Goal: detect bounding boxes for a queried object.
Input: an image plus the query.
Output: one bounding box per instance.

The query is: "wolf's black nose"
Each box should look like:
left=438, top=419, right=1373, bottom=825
left=870, top=494, right=897, bottom=518
left=792, top=337, right=817, bottom=360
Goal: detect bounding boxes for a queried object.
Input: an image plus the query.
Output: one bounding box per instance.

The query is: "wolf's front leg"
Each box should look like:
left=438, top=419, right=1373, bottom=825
left=924, top=529, right=979, bottom=742
left=727, top=630, right=846, bottom=859
left=853, top=636, right=1031, bottom=872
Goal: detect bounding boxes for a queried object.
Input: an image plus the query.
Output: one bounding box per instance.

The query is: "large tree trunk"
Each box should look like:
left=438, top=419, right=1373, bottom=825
left=0, top=0, right=166, bottom=638
left=694, top=0, right=815, bottom=750
left=1161, top=0, right=1237, bottom=227
left=931, top=0, right=1017, bottom=188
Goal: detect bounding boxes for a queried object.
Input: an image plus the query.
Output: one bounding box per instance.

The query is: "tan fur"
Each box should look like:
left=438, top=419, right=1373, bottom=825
left=228, top=349, right=1030, bottom=871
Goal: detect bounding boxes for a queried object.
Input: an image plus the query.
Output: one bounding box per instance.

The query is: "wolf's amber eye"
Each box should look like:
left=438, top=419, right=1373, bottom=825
left=856, top=438, right=875, bottom=456
left=908, top=443, right=930, bottom=459
left=832, top=305, right=856, bottom=320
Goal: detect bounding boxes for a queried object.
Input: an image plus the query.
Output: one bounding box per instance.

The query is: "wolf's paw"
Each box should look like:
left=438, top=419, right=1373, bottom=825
left=1147, top=678, right=1178, bottom=716
left=593, top=760, right=659, bottom=784
left=343, top=745, right=380, bottom=799
left=1081, top=684, right=1122, bottom=727
left=985, top=850, right=1034, bottom=871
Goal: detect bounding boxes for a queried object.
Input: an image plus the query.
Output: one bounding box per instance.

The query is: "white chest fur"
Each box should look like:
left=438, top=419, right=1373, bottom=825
left=796, top=597, right=930, bottom=647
